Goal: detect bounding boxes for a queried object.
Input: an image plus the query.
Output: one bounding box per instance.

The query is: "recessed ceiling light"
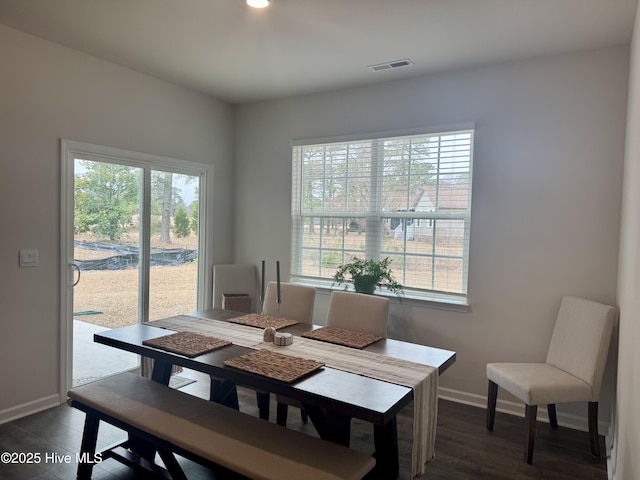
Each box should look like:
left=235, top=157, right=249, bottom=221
left=247, top=0, right=270, bottom=8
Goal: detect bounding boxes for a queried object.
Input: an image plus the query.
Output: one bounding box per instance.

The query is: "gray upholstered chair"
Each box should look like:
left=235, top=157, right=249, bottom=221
left=261, top=282, right=316, bottom=424
left=326, top=290, right=390, bottom=338
left=212, top=264, right=259, bottom=312
left=276, top=290, right=390, bottom=427
left=262, top=281, right=316, bottom=323
left=486, top=296, right=616, bottom=464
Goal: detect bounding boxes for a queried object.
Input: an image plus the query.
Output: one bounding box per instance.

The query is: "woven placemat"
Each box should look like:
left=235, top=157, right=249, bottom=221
left=302, top=327, right=382, bottom=349
left=228, top=313, right=299, bottom=330
left=143, top=332, right=232, bottom=358
left=223, top=349, right=324, bottom=383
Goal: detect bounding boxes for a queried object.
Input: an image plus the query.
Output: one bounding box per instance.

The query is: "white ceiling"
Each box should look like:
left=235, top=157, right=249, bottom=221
left=0, top=0, right=637, bottom=104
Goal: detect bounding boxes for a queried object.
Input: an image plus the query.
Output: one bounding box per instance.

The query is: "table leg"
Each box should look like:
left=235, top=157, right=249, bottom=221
left=373, top=417, right=400, bottom=478
left=302, top=404, right=351, bottom=446
left=151, top=359, right=172, bottom=385
left=209, top=378, right=239, bottom=410
left=325, top=410, right=351, bottom=446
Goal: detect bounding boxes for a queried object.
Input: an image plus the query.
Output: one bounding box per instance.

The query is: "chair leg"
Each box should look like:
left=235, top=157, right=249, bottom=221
left=524, top=404, right=537, bottom=464
left=256, top=392, right=270, bottom=421
left=486, top=380, right=498, bottom=431
left=588, top=401, right=600, bottom=457
left=547, top=404, right=558, bottom=428
left=276, top=402, right=288, bottom=426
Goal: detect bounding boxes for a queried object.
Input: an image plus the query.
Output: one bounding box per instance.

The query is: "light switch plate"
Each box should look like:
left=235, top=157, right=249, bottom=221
left=19, top=249, right=39, bottom=267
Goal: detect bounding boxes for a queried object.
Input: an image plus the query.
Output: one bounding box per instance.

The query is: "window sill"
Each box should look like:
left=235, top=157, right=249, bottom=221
left=290, top=277, right=470, bottom=313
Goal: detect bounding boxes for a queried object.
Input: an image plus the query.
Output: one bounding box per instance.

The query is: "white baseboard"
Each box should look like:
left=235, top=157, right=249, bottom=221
left=0, top=394, right=61, bottom=425
left=438, top=386, right=610, bottom=434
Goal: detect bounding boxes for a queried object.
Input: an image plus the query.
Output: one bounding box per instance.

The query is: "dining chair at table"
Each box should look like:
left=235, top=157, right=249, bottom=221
left=259, top=282, right=317, bottom=425
left=262, top=281, right=316, bottom=322
left=486, top=295, right=616, bottom=464
left=276, top=290, right=390, bottom=427
left=326, top=290, right=390, bottom=338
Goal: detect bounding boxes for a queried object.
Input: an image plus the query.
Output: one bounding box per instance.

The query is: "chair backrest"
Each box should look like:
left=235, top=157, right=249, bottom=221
left=326, top=291, right=390, bottom=338
left=262, top=282, right=316, bottom=323
left=212, top=264, right=259, bottom=312
left=546, top=296, right=616, bottom=400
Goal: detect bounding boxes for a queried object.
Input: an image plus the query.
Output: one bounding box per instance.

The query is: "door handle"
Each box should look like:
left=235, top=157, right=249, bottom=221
left=72, top=263, right=81, bottom=287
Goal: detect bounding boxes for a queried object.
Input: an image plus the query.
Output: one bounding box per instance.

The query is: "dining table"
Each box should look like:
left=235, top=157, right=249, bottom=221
left=93, top=308, right=456, bottom=479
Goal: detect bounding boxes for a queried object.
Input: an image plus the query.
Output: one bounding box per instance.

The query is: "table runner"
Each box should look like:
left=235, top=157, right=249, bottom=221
left=149, top=314, right=437, bottom=479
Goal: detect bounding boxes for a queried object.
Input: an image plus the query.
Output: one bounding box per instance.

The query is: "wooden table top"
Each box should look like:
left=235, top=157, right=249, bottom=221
left=192, top=308, right=457, bottom=374
left=94, top=308, right=456, bottom=426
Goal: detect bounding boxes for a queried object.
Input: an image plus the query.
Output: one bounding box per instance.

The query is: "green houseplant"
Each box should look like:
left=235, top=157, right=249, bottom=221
left=333, top=257, right=403, bottom=296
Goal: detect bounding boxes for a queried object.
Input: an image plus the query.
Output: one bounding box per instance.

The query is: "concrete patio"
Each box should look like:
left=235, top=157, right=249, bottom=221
left=73, top=319, right=139, bottom=387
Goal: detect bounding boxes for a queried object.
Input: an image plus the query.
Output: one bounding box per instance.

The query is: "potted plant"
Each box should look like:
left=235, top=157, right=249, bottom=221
left=333, top=256, right=403, bottom=296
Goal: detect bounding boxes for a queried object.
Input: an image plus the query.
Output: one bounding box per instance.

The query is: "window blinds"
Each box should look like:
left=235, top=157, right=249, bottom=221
left=291, top=129, right=473, bottom=300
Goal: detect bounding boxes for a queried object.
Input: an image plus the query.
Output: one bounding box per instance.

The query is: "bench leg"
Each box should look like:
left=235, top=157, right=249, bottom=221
left=373, top=417, right=399, bottom=478
left=127, top=435, right=158, bottom=462
left=157, top=449, right=188, bottom=480
left=77, top=413, right=100, bottom=480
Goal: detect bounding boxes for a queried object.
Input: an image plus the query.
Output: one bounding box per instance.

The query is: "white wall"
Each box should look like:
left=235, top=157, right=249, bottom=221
left=613, top=4, right=640, bottom=479
left=234, top=46, right=628, bottom=427
left=0, top=25, right=234, bottom=419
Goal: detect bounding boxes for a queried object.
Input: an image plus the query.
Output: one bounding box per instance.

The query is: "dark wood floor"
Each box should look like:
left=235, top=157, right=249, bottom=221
left=0, top=371, right=608, bottom=480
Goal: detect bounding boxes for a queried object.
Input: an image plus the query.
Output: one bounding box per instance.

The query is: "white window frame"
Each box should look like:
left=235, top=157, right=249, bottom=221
left=290, top=125, right=474, bottom=309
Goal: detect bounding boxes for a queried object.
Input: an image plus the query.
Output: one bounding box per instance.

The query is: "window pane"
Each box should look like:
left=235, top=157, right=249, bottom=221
left=381, top=217, right=468, bottom=293
left=73, top=159, right=142, bottom=386
left=298, top=217, right=367, bottom=279
left=301, top=142, right=372, bottom=214
left=148, top=171, right=199, bottom=321
left=73, top=160, right=142, bottom=329
left=382, top=137, right=435, bottom=212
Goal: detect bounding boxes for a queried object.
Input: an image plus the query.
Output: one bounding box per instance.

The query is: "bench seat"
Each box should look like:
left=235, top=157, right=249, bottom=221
left=68, top=372, right=375, bottom=480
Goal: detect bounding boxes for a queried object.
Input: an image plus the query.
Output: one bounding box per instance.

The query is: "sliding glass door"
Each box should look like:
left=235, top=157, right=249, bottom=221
left=61, top=141, right=212, bottom=393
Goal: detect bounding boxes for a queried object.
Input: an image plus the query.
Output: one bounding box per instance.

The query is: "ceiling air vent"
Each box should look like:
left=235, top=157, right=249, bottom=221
left=368, top=58, right=414, bottom=72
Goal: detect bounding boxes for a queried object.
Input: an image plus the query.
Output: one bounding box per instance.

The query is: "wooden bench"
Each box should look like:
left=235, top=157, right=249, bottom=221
left=68, top=372, right=376, bottom=480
